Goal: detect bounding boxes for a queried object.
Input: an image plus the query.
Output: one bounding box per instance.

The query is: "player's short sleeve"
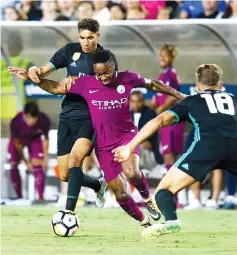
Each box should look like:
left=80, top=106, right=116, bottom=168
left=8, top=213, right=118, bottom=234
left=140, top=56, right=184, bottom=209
left=128, top=71, right=146, bottom=88
left=66, top=77, right=86, bottom=98
left=48, top=45, right=68, bottom=70
left=167, top=97, right=191, bottom=123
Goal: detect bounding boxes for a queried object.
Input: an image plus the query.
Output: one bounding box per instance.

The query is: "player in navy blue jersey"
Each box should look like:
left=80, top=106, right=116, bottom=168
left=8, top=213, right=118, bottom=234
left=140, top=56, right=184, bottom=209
left=10, top=19, right=116, bottom=212
left=113, top=64, right=237, bottom=238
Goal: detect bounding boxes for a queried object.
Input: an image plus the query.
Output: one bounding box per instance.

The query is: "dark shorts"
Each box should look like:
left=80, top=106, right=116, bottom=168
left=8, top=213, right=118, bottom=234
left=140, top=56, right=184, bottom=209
left=8, top=138, right=43, bottom=163
left=57, top=117, right=94, bottom=156
left=174, top=137, right=237, bottom=182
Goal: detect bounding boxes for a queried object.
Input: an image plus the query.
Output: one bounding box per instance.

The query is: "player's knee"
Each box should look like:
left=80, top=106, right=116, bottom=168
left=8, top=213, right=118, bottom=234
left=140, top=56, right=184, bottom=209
left=69, top=154, right=83, bottom=168
left=123, top=167, right=139, bottom=181
left=58, top=166, right=69, bottom=182
left=114, top=190, right=129, bottom=202
left=31, top=158, right=43, bottom=167
left=60, top=173, right=69, bottom=182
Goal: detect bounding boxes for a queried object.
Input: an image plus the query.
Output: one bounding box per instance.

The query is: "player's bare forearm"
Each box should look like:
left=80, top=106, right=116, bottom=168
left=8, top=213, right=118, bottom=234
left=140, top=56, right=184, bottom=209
left=129, top=111, right=177, bottom=151
left=42, top=138, right=49, bottom=159
left=145, top=80, right=186, bottom=100
left=158, top=96, right=177, bottom=114
left=37, top=79, right=65, bottom=95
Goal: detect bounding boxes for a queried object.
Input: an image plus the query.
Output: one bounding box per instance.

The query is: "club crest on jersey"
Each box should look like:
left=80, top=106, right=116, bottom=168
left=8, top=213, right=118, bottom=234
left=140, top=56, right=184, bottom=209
left=72, top=52, right=81, bottom=61
left=117, top=85, right=125, bottom=94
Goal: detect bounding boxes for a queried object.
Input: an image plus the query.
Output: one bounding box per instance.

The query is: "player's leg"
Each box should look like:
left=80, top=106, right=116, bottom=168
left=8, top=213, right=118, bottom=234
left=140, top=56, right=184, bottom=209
left=122, top=153, right=161, bottom=221
left=184, top=182, right=203, bottom=210
left=8, top=139, right=22, bottom=198
left=107, top=174, right=151, bottom=227
left=142, top=166, right=196, bottom=238
left=223, top=171, right=237, bottom=209
left=28, top=139, right=45, bottom=201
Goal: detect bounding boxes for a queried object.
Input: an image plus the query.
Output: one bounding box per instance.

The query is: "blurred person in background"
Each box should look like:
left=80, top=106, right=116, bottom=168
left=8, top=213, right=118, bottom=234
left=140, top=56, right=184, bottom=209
left=179, top=0, right=226, bottom=19
left=157, top=7, right=171, bottom=20
left=130, top=91, right=163, bottom=168
left=57, top=0, right=75, bottom=20
left=17, top=0, right=42, bottom=21
left=93, top=0, right=111, bottom=22
left=223, top=172, right=237, bottom=209
left=1, top=32, right=33, bottom=135
left=8, top=102, right=51, bottom=201
left=140, top=0, right=165, bottom=19
left=150, top=44, right=184, bottom=207
left=109, top=3, right=126, bottom=20
left=125, top=0, right=145, bottom=20
left=41, top=0, right=65, bottom=21
left=223, top=0, right=237, bottom=18
left=197, top=0, right=224, bottom=18
left=76, top=1, right=94, bottom=20
left=4, top=6, right=22, bottom=21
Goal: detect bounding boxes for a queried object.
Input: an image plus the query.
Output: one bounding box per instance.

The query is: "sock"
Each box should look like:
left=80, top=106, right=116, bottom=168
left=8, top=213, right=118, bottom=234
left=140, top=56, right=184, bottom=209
left=82, top=172, right=101, bottom=193
left=116, top=196, right=144, bottom=222
left=66, top=167, right=83, bottom=211
left=33, top=165, right=45, bottom=200
left=225, top=171, right=237, bottom=196
left=155, top=189, right=177, bottom=221
left=10, top=165, right=22, bottom=198
left=129, top=172, right=150, bottom=200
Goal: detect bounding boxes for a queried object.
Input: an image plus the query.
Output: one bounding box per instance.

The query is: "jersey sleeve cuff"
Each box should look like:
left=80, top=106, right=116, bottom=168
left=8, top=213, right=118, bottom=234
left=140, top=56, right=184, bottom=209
left=48, top=62, right=57, bottom=70
left=167, top=110, right=180, bottom=123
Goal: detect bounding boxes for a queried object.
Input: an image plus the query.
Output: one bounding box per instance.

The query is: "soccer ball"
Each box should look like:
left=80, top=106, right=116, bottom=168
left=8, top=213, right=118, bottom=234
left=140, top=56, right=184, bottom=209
left=51, top=210, right=79, bottom=237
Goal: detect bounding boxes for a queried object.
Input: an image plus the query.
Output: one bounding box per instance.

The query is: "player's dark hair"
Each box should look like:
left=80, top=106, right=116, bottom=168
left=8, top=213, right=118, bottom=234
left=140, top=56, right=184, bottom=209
left=93, top=50, right=116, bottom=65
left=160, top=44, right=178, bottom=59
left=77, top=18, right=100, bottom=33
left=24, top=102, right=40, bottom=118
left=196, top=64, right=223, bottom=86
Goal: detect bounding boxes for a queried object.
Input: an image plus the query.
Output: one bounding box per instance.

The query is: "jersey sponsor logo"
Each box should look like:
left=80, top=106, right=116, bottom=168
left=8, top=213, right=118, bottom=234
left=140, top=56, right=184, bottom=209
left=70, top=62, right=76, bottom=67
left=117, top=85, right=125, bottom=94
left=181, top=163, right=189, bottom=170
left=72, top=52, right=81, bottom=61
left=91, top=98, right=127, bottom=110
left=89, top=90, right=99, bottom=94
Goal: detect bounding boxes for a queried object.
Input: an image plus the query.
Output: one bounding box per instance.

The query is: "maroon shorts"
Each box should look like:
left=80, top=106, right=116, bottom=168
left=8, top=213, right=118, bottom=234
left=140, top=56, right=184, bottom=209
left=160, top=122, right=184, bottom=156
left=8, top=138, right=43, bottom=163
left=95, top=133, right=140, bottom=182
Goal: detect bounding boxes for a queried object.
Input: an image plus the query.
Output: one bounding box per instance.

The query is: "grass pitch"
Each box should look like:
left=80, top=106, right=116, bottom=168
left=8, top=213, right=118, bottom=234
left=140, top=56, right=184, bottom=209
left=1, top=207, right=237, bottom=255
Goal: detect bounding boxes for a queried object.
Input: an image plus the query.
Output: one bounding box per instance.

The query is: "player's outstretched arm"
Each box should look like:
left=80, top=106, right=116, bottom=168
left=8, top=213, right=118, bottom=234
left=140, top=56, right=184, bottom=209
left=112, top=111, right=177, bottom=162
left=28, top=64, right=55, bottom=83
left=144, top=79, right=186, bottom=100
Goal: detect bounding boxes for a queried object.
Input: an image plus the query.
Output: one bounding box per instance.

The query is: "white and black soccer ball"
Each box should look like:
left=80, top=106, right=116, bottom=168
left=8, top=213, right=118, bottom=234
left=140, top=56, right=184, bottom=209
left=51, top=210, right=79, bottom=237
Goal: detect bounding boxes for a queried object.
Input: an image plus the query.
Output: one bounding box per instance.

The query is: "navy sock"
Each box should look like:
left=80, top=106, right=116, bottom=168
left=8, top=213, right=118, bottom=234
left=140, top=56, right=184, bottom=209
left=82, top=173, right=101, bottom=193
left=155, top=189, right=177, bottom=221
left=66, top=167, right=83, bottom=211
left=225, top=171, right=237, bottom=196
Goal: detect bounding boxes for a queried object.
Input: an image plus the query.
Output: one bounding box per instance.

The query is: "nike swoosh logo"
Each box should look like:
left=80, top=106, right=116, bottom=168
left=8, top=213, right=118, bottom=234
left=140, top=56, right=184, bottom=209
left=89, top=90, right=99, bottom=94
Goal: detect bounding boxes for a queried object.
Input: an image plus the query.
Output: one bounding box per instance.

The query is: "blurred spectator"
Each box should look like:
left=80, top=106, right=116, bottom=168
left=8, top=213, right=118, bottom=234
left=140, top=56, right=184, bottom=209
left=93, top=0, right=111, bottom=22
left=140, top=0, right=165, bottom=19
left=179, top=0, right=225, bottom=19
left=125, top=0, right=145, bottom=19
left=17, top=0, right=42, bottom=21
left=130, top=91, right=163, bottom=166
left=109, top=3, right=126, bottom=20
left=166, top=1, right=180, bottom=19
left=223, top=0, right=237, bottom=18
left=8, top=102, right=51, bottom=201
left=1, top=32, right=33, bottom=121
left=76, top=1, right=94, bottom=20
left=198, top=0, right=224, bottom=18
left=57, top=0, right=75, bottom=20
left=157, top=7, right=171, bottom=20
left=4, top=6, right=21, bottom=21
left=41, top=0, right=68, bottom=21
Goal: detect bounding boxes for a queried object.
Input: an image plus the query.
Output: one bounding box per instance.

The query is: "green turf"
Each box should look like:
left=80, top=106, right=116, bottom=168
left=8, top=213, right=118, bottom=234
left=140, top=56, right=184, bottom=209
left=1, top=207, right=237, bottom=255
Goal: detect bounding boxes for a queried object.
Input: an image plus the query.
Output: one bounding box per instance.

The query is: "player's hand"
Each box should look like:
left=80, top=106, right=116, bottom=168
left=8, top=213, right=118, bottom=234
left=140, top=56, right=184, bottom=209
left=60, top=77, right=78, bottom=91
left=112, top=145, right=132, bottom=162
left=26, top=161, right=33, bottom=173
left=8, top=67, right=29, bottom=80
left=28, top=66, right=42, bottom=83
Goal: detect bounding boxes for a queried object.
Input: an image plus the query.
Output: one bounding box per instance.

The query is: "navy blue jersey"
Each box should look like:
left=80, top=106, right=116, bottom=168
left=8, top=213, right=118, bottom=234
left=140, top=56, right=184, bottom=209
left=49, top=43, right=118, bottom=120
left=169, top=90, right=237, bottom=140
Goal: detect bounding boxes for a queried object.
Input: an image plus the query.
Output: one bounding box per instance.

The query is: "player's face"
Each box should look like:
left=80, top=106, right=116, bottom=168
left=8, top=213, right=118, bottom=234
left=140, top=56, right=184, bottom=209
left=24, top=114, right=38, bottom=127
left=159, top=49, right=173, bottom=69
left=94, top=62, right=115, bottom=86
left=78, top=30, right=100, bottom=54
left=130, top=94, right=145, bottom=113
